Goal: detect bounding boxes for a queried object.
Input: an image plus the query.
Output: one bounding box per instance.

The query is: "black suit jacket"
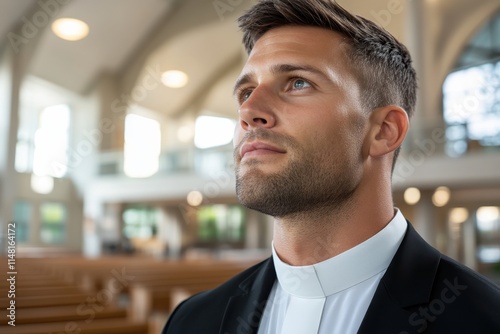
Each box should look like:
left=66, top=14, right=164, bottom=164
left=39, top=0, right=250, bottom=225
left=162, top=222, right=500, bottom=333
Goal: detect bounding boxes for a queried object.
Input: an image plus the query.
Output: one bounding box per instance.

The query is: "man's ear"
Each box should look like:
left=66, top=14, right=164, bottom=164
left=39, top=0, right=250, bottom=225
left=368, top=105, right=409, bottom=158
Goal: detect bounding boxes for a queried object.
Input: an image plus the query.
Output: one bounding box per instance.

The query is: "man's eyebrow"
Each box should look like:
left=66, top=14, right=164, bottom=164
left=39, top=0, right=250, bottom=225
left=233, top=63, right=328, bottom=97
left=270, top=63, right=326, bottom=77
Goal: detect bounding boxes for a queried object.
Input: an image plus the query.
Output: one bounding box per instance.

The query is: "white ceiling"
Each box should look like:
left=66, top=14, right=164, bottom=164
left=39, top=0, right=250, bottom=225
left=28, top=0, right=176, bottom=92
left=0, top=1, right=36, bottom=41
left=0, top=0, right=251, bottom=119
left=0, top=0, right=416, bottom=121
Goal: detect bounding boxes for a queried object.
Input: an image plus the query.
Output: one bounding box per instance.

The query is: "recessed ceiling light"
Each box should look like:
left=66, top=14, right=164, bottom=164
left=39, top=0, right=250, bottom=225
left=52, top=18, right=89, bottom=41
left=403, top=187, right=421, bottom=205
left=31, top=174, right=54, bottom=194
left=161, top=70, right=189, bottom=88
left=449, top=207, right=469, bottom=224
left=187, top=191, right=203, bottom=207
left=432, top=186, right=451, bottom=207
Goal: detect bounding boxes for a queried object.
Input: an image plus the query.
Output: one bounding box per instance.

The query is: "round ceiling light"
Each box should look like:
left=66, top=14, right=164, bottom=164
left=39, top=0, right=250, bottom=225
left=161, top=70, right=189, bottom=88
left=449, top=207, right=469, bottom=224
left=187, top=191, right=203, bottom=207
left=403, top=187, right=421, bottom=205
left=52, top=18, right=89, bottom=41
left=432, top=186, right=451, bottom=207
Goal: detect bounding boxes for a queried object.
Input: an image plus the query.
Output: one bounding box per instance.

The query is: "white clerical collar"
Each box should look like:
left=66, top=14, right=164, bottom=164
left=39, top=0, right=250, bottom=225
left=272, top=209, right=407, bottom=298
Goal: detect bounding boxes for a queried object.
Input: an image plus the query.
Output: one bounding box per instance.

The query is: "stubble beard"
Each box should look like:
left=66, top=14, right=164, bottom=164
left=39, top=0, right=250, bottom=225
left=235, top=132, right=361, bottom=219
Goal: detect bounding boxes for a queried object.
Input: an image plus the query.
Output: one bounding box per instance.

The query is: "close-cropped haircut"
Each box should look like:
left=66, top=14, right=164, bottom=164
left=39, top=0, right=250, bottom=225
left=238, top=0, right=418, bottom=168
left=238, top=0, right=416, bottom=116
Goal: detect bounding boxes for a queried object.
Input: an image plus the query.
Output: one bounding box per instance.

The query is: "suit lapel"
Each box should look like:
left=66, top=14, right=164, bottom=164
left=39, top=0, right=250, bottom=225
left=217, top=222, right=441, bottom=333
left=358, top=222, right=441, bottom=333
left=219, top=258, right=277, bottom=334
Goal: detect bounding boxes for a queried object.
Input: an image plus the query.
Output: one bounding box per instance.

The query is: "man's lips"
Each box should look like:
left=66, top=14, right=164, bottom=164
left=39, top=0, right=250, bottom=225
left=240, top=142, right=286, bottom=159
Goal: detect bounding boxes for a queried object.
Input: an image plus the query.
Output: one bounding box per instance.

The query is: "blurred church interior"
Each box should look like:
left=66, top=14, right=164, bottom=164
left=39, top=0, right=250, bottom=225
left=0, top=0, right=499, bottom=332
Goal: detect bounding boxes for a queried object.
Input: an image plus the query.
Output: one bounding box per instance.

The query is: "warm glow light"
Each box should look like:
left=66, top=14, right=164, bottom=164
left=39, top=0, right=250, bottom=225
left=187, top=191, right=203, bottom=207
left=404, top=187, right=421, bottom=205
left=161, top=70, right=189, bottom=88
left=52, top=18, right=89, bottom=41
left=449, top=207, right=469, bottom=224
left=31, top=174, right=54, bottom=194
left=432, top=186, right=451, bottom=207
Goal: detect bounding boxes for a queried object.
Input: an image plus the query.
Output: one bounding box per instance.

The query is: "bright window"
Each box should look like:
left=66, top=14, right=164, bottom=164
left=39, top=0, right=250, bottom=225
left=123, top=206, right=160, bottom=239
left=40, top=202, right=66, bottom=244
left=124, top=114, right=161, bottom=178
left=443, top=62, right=500, bottom=156
left=13, top=201, right=32, bottom=243
left=197, top=205, right=245, bottom=244
left=442, top=12, right=500, bottom=157
left=33, top=104, right=70, bottom=178
left=194, top=115, right=236, bottom=149
left=476, top=206, right=500, bottom=264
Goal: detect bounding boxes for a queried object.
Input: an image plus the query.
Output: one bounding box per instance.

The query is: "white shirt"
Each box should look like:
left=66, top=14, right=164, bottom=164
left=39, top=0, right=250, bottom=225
left=257, top=209, right=407, bottom=334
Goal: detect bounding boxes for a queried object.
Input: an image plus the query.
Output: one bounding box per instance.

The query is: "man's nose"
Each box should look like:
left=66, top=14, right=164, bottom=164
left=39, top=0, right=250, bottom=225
left=238, top=86, right=276, bottom=131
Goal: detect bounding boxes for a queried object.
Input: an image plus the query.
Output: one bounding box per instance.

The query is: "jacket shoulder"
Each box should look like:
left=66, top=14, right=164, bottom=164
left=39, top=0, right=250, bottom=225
left=162, top=258, right=272, bottom=334
left=436, top=254, right=500, bottom=302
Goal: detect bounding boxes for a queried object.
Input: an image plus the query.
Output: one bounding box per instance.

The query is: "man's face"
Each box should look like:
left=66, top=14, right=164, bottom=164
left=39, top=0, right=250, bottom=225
left=233, top=26, right=369, bottom=218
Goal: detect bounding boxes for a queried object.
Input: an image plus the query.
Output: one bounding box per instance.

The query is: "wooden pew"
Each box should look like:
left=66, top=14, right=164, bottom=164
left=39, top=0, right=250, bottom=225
left=126, top=264, right=248, bottom=322
left=0, top=286, right=83, bottom=298
left=0, top=256, right=254, bottom=334
left=0, top=305, right=127, bottom=325
left=1, top=258, right=140, bottom=331
left=0, top=293, right=97, bottom=309
left=129, top=282, right=221, bottom=322
left=0, top=318, right=148, bottom=334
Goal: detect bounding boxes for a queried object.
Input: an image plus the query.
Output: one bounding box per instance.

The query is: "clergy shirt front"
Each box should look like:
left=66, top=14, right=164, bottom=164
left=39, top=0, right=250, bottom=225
left=257, top=209, right=408, bottom=334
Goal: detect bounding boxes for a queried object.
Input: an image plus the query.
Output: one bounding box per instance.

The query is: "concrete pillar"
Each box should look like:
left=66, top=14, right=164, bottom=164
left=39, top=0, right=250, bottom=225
left=160, top=207, right=183, bottom=258
left=0, top=2, right=70, bottom=253
left=100, top=202, right=123, bottom=251
left=0, top=47, right=26, bottom=253
left=462, top=216, right=477, bottom=270
left=406, top=0, right=446, bottom=156
left=413, top=190, right=437, bottom=247
left=95, top=73, right=125, bottom=151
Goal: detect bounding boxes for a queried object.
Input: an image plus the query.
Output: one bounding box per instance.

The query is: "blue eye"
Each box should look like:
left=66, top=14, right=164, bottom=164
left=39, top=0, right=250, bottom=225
left=241, top=90, right=252, bottom=102
left=292, top=79, right=311, bottom=89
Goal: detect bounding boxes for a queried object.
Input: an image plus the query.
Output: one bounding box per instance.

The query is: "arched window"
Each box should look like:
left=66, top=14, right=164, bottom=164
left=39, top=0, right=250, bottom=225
left=443, top=11, right=500, bottom=157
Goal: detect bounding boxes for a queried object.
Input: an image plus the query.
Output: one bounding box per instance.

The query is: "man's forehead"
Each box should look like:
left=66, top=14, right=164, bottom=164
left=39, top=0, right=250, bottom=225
left=239, top=27, right=350, bottom=77
left=245, top=26, right=349, bottom=66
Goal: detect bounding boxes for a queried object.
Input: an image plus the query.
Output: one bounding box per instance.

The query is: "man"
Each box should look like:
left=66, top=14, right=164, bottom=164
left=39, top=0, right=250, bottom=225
left=163, top=0, right=500, bottom=333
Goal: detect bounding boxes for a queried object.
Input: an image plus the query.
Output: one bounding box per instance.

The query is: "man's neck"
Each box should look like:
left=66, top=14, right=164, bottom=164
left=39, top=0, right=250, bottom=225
left=272, top=195, right=395, bottom=266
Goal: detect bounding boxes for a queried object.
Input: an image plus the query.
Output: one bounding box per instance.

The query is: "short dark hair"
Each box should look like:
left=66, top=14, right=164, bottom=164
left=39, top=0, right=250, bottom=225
left=238, top=0, right=417, bottom=168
